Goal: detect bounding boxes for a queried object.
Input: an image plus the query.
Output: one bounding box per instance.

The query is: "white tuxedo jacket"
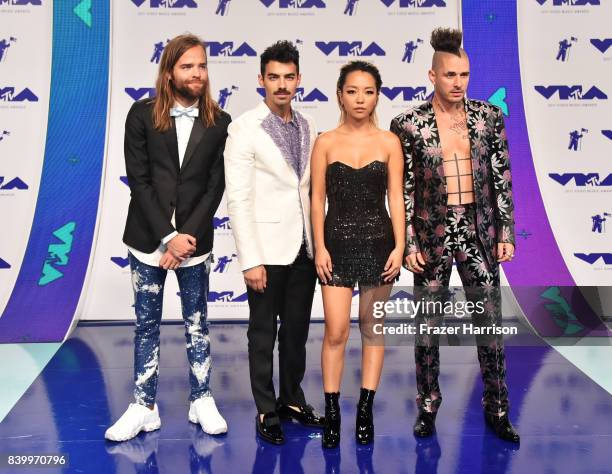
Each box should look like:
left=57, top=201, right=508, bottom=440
left=224, top=102, right=317, bottom=271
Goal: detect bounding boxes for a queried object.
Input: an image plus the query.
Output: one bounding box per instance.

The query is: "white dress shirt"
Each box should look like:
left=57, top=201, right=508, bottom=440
left=127, top=101, right=210, bottom=268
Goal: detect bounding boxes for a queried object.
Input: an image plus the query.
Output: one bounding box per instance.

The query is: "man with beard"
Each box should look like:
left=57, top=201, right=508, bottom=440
left=224, top=41, right=323, bottom=445
left=105, top=34, right=231, bottom=442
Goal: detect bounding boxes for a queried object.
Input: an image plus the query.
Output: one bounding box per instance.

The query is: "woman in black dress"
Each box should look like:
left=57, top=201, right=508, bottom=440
left=311, top=61, right=405, bottom=448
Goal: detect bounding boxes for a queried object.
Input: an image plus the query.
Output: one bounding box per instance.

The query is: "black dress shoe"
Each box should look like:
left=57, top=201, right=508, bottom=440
left=277, top=403, right=325, bottom=427
left=484, top=412, right=520, bottom=443
left=323, top=392, right=341, bottom=449
left=413, top=410, right=436, bottom=438
left=355, top=388, right=375, bottom=445
left=256, top=412, right=284, bottom=445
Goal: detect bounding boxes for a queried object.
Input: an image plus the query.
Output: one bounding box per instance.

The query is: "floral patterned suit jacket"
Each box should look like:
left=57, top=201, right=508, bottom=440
left=390, top=98, right=515, bottom=269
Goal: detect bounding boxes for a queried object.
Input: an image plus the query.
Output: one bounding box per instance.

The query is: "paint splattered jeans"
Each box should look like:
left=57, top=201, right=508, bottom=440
left=129, top=252, right=213, bottom=406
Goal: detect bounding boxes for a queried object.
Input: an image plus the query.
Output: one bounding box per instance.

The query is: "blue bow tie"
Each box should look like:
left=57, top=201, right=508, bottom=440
left=170, top=106, right=199, bottom=118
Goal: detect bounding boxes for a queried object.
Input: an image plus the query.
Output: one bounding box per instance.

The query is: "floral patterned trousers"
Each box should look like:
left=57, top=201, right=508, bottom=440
left=413, top=204, right=509, bottom=416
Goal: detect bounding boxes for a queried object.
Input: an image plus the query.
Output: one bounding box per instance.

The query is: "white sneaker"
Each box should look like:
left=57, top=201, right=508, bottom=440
left=188, top=397, right=228, bottom=435
left=105, top=403, right=161, bottom=442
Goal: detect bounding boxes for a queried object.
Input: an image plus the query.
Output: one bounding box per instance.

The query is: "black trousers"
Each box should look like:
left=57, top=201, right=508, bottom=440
left=246, top=244, right=317, bottom=414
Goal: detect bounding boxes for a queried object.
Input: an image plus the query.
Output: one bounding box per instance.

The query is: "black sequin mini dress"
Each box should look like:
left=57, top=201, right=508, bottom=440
left=322, top=160, right=396, bottom=288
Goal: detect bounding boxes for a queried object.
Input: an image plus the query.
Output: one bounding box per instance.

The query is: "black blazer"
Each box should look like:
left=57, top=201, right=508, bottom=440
left=123, top=98, right=231, bottom=257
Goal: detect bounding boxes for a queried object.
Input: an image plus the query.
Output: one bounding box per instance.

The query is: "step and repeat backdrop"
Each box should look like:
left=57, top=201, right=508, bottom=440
left=0, top=0, right=610, bottom=340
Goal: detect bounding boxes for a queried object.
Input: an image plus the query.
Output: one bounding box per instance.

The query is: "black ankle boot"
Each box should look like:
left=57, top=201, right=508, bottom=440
left=356, top=388, right=375, bottom=445
left=323, top=392, right=341, bottom=449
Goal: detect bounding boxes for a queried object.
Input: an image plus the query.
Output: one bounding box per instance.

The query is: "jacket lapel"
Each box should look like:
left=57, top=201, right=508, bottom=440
left=294, top=110, right=311, bottom=183
left=180, top=118, right=207, bottom=174
left=163, top=118, right=180, bottom=173
left=465, top=99, right=483, bottom=183
left=260, top=112, right=300, bottom=182
left=423, top=100, right=444, bottom=178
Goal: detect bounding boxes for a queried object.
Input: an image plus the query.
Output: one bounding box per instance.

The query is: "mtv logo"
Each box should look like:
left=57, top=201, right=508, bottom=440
left=315, top=41, right=386, bottom=57
left=0, top=177, right=28, bottom=190
left=381, top=86, right=428, bottom=101
left=590, top=38, right=612, bottom=54
left=232, top=291, right=248, bottom=302
left=208, top=290, right=234, bottom=302
left=206, top=42, right=256, bottom=57
left=0, top=257, right=10, bottom=269
left=213, top=216, right=231, bottom=230
left=125, top=88, right=156, bottom=101
left=0, top=87, right=38, bottom=102
left=380, top=0, right=446, bottom=7
left=111, top=256, right=130, bottom=268
left=534, top=85, right=607, bottom=100
left=131, top=0, right=198, bottom=7
left=549, top=173, right=612, bottom=186
left=574, top=253, right=612, bottom=264
left=260, top=0, right=326, bottom=7
left=256, top=87, right=328, bottom=102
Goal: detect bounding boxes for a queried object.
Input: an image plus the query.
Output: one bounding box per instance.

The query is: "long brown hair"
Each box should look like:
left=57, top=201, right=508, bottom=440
left=152, top=34, right=221, bottom=132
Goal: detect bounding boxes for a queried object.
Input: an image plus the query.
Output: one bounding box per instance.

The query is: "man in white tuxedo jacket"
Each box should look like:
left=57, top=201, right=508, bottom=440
left=224, top=41, right=323, bottom=445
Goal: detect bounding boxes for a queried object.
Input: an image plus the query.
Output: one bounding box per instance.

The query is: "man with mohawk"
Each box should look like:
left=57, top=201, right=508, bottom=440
left=391, top=27, right=519, bottom=443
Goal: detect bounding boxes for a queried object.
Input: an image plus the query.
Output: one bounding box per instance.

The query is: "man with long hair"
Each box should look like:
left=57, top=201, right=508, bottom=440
left=105, top=34, right=231, bottom=442
left=391, top=28, right=520, bottom=443
left=224, top=41, right=323, bottom=445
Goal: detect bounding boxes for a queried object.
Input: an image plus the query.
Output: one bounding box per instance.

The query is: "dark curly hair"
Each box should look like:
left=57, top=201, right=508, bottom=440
left=260, top=40, right=300, bottom=75
left=336, top=61, right=382, bottom=124
left=430, top=27, right=463, bottom=57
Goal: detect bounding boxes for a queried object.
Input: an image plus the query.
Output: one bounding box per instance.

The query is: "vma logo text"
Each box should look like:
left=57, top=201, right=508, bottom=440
left=381, top=86, right=428, bottom=101
left=256, top=88, right=328, bottom=102
left=534, top=85, right=607, bottom=100
left=315, top=41, right=386, bottom=57
left=574, top=253, right=612, bottom=265
left=125, top=88, right=156, bottom=101
left=591, top=38, right=612, bottom=54
left=380, top=0, right=446, bottom=7
left=0, top=87, right=38, bottom=102
left=0, top=176, right=28, bottom=190
left=131, top=0, right=197, bottom=8
left=111, top=256, right=130, bottom=268
left=549, top=173, right=612, bottom=187
left=39, top=222, right=76, bottom=286
left=260, top=0, right=326, bottom=8
left=0, top=0, right=42, bottom=5
left=206, top=41, right=256, bottom=57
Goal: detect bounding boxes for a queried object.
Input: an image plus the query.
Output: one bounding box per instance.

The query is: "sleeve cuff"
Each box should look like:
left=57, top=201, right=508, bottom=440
left=161, top=231, right=178, bottom=245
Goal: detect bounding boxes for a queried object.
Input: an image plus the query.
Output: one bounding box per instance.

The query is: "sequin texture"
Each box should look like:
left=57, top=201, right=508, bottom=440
left=322, top=160, right=396, bottom=288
